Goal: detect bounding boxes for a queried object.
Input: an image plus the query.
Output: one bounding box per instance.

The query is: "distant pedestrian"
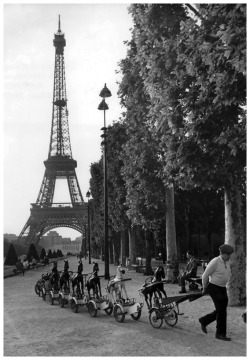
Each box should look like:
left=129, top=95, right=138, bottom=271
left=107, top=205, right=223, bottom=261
left=126, top=257, right=130, bottom=270
left=78, top=259, right=83, bottom=274
left=15, top=258, right=24, bottom=276
left=23, top=257, right=30, bottom=271
left=43, top=256, right=49, bottom=266
left=199, top=244, right=234, bottom=341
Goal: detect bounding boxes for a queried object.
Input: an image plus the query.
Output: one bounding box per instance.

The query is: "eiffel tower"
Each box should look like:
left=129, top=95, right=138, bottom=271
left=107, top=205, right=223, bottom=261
left=17, top=16, right=86, bottom=246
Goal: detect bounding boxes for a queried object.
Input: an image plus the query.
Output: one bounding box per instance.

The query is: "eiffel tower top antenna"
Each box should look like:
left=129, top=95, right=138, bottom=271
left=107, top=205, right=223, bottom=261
left=50, top=15, right=71, bottom=158
left=58, top=14, right=61, bottom=32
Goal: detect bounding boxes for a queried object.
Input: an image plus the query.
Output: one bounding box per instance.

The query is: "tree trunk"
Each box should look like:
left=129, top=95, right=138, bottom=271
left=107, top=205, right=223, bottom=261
left=224, top=181, right=246, bottom=306
left=144, top=229, right=153, bottom=275
left=109, top=234, right=114, bottom=264
left=185, top=205, right=190, bottom=250
left=120, top=230, right=126, bottom=266
left=165, top=185, right=179, bottom=283
left=113, top=231, right=120, bottom=266
left=128, top=226, right=136, bottom=266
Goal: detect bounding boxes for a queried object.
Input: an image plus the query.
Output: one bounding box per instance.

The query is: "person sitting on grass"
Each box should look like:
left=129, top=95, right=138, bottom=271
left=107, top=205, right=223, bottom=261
left=178, top=250, right=198, bottom=293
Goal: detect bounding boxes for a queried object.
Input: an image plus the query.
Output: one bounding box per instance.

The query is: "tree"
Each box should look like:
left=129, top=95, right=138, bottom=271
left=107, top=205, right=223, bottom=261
left=107, top=121, right=129, bottom=231
left=125, top=4, right=188, bottom=280
left=106, top=121, right=132, bottom=265
left=4, top=243, right=18, bottom=266
left=172, top=4, right=246, bottom=305
left=48, top=249, right=53, bottom=259
left=52, top=250, right=57, bottom=258
left=89, top=160, right=105, bottom=259
left=57, top=249, right=63, bottom=257
left=40, top=248, right=46, bottom=260
left=128, top=3, right=246, bottom=304
left=27, top=243, right=39, bottom=262
left=118, top=36, right=167, bottom=275
left=4, top=238, right=10, bottom=257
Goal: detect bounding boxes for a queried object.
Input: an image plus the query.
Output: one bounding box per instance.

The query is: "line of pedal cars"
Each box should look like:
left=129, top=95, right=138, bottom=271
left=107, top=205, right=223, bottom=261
left=34, top=260, right=196, bottom=329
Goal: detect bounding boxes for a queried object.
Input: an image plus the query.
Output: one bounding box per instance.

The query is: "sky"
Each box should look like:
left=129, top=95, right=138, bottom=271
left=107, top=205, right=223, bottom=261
left=3, top=2, right=134, bottom=240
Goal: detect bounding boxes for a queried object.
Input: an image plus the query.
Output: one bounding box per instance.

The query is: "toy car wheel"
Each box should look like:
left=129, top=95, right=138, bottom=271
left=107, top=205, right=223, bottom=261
left=88, top=300, right=97, bottom=317
left=104, top=305, right=113, bottom=315
left=131, top=309, right=142, bottom=321
left=114, top=304, right=125, bottom=323
left=59, top=294, right=65, bottom=308
left=71, top=300, right=78, bottom=313
left=149, top=308, right=163, bottom=329
left=49, top=292, right=54, bottom=305
left=34, top=284, right=40, bottom=296
left=164, top=309, right=178, bottom=327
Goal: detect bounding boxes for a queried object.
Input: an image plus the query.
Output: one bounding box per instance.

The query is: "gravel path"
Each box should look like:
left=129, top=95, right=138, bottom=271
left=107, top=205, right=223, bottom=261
left=4, top=256, right=246, bottom=356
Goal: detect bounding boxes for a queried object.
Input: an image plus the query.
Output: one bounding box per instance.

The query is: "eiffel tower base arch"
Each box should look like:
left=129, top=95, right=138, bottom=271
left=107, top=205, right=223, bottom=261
left=19, top=205, right=86, bottom=246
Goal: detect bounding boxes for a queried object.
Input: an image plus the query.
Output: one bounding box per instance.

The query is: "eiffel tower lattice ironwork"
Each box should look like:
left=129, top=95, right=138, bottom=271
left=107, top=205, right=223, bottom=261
left=18, top=16, right=86, bottom=246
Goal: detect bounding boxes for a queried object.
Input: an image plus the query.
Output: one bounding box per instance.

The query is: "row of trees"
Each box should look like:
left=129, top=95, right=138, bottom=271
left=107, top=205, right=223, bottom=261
left=88, top=4, right=246, bottom=305
left=4, top=242, right=63, bottom=266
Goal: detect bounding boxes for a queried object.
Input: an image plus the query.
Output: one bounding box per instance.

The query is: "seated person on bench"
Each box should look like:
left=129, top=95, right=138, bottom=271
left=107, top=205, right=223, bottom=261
left=178, top=250, right=197, bottom=293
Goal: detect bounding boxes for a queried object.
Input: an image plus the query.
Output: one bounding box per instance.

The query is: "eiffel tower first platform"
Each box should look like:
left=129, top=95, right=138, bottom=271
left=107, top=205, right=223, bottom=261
left=18, top=17, right=87, bottom=246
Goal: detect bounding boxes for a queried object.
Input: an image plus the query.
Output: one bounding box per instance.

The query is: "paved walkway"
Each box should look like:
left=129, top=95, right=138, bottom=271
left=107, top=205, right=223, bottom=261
left=4, top=256, right=246, bottom=356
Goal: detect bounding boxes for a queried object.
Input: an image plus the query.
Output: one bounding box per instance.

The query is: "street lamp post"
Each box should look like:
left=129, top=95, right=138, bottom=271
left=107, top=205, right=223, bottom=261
left=98, top=83, right=111, bottom=279
left=84, top=224, right=87, bottom=259
left=86, top=190, right=91, bottom=264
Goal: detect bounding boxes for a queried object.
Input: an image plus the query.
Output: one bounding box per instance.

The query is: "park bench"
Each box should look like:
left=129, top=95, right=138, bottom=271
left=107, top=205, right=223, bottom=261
left=187, top=277, right=202, bottom=290
left=132, top=264, right=146, bottom=273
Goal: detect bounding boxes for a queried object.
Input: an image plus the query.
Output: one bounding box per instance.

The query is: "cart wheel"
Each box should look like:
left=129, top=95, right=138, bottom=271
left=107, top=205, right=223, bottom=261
left=88, top=301, right=98, bottom=317
left=71, top=300, right=78, bottom=313
left=104, top=306, right=113, bottom=315
left=131, top=309, right=142, bottom=321
left=149, top=308, right=163, bottom=329
left=114, top=304, right=125, bottom=323
left=59, top=295, right=65, bottom=308
left=49, top=293, right=54, bottom=305
left=35, top=284, right=40, bottom=296
left=164, top=309, right=178, bottom=326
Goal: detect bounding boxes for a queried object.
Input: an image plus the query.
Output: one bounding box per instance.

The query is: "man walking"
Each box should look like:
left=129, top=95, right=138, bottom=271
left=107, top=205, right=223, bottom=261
left=198, top=244, right=234, bottom=341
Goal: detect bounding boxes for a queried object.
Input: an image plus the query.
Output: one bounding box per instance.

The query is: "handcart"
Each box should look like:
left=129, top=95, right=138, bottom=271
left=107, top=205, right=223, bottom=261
left=68, top=273, right=90, bottom=313
left=68, top=292, right=89, bottom=313
left=88, top=295, right=113, bottom=317
left=106, top=277, right=144, bottom=323
left=149, top=294, right=191, bottom=329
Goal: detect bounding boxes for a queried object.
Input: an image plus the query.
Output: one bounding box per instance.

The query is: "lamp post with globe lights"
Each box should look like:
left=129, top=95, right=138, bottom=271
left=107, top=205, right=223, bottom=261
left=86, top=190, right=91, bottom=264
left=98, top=83, right=111, bottom=279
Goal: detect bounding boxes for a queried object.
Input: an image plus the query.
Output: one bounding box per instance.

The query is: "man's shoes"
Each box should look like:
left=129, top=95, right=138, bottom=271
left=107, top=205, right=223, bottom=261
left=215, top=334, right=231, bottom=341
left=179, top=288, right=186, bottom=294
left=199, top=319, right=207, bottom=334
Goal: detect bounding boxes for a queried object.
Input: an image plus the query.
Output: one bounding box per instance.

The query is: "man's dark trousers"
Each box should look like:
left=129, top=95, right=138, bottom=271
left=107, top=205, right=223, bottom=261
left=199, top=283, right=228, bottom=336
